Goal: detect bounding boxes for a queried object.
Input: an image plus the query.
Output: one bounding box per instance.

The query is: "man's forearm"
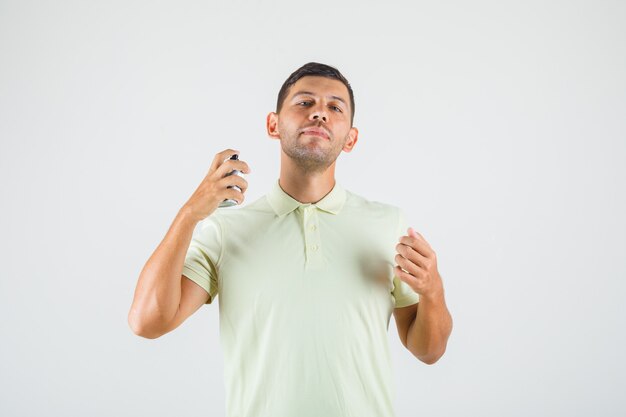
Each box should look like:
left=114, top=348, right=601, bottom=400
left=128, top=207, right=200, bottom=337
left=406, top=291, right=453, bottom=364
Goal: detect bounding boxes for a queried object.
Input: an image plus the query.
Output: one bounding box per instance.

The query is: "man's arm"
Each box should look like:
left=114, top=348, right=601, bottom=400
left=404, top=293, right=452, bottom=364
left=127, top=148, right=250, bottom=339
left=127, top=208, right=202, bottom=338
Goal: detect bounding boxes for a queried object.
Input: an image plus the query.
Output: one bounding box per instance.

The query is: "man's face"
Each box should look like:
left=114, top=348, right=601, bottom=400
left=267, top=76, right=358, bottom=173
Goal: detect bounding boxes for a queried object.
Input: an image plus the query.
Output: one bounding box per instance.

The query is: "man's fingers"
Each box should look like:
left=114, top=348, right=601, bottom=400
left=408, top=228, right=430, bottom=246
left=395, top=253, right=419, bottom=276
left=217, top=158, right=251, bottom=177
left=394, top=265, right=419, bottom=287
left=398, top=235, right=432, bottom=258
left=209, top=148, right=240, bottom=174
left=396, top=243, right=429, bottom=270
left=217, top=174, right=248, bottom=193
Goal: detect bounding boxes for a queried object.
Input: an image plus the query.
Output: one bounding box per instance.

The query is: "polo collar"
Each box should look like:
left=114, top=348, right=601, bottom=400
left=267, top=178, right=347, bottom=217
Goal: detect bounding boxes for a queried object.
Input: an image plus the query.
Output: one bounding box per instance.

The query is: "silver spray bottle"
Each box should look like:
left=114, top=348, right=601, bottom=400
left=218, top=153, right=244, bottom=208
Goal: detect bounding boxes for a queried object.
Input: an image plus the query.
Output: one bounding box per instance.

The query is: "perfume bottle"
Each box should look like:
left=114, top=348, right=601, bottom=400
left=218, top=153, right=244, bottom=208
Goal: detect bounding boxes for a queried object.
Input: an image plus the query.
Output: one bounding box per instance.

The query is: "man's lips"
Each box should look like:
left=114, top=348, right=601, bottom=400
left=300, top=128, right=330, bottom=140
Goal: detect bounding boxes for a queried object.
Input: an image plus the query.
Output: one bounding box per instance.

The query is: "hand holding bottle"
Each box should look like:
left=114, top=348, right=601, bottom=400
left=182, top=149, right=251, bottom=221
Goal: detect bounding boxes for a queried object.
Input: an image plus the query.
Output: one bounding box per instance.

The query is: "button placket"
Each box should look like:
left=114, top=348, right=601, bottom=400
left=302, top=206, right=322, bottom=268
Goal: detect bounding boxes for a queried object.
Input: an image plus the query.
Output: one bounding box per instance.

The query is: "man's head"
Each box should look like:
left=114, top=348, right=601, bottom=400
left=266, top=63, right=359, bottom=174
left=276, top=62, right=355, bottom=126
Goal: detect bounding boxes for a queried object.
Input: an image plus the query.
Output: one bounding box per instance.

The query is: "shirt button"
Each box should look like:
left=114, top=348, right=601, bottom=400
left=311, top=244, right=318, bottom=251
left=310, top=224, right=317, bottom=231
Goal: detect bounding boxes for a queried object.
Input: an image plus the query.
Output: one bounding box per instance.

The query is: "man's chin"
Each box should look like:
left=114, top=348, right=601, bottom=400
left=288, top=150, right=330, bottom=165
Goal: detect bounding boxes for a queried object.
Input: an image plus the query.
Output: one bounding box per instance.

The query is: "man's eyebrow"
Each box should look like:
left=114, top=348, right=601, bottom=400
left=291, top=91, right=348, bottom=106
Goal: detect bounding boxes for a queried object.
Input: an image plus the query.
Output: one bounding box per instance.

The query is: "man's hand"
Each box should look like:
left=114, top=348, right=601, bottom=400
left=394, top=227, right=452, bottom=363
left=394, top=227, right=444, bottom=300
left=182, top=149, right=251, bottom=222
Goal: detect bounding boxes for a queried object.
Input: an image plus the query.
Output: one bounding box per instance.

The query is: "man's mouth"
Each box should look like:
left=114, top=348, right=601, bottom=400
left=300, top=128, right=330, bottom=140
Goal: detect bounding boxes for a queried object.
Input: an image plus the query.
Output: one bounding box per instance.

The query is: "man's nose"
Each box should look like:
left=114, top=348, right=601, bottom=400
left=309, top=106, right=328, bottom=123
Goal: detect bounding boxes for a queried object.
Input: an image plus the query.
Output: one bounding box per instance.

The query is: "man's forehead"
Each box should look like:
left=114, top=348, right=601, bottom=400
left=289, top=76, right=349, bottom=101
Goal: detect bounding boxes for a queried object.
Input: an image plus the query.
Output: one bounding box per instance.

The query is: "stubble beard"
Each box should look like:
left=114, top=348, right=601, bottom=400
left=281, top=130, right=345, bottom=175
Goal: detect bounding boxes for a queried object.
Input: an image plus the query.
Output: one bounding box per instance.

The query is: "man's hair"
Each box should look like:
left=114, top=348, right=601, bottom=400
left=276, top=62, right=355, bottom=126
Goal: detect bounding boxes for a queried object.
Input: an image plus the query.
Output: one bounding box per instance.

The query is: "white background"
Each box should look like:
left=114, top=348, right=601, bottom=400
left=1, top=1, right=624, bottom=416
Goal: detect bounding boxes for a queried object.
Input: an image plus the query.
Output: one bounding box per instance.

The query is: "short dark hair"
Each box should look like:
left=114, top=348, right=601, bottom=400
left=276, top=62, right=355, bottom=126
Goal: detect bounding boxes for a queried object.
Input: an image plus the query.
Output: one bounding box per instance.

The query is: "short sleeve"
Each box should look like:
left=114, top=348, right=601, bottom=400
left=182, top=215, right=223, bottom=304
left=392, top=207, right=420, bottom=308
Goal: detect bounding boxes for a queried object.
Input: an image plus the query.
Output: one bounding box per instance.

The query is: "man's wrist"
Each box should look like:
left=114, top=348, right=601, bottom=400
left=177, top=205, right=203, bottom=225
left=419, top=288, right=446, bottom=304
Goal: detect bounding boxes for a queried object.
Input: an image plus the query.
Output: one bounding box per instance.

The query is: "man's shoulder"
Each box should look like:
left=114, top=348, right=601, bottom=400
left=197, top=194, right=272, bottom=227
left=220, top=193, right=273, bottom=216
left=343, top=188, right=401, bottom=217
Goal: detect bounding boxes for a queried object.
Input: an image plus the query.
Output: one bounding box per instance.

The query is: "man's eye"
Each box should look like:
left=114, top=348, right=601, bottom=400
left=298, top=101, right=312, bottom=106
left=330, top=105, right=343, bottom=112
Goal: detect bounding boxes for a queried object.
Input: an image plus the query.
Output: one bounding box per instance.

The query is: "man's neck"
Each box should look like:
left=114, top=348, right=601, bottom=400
left=278, top=164, right=337, bottom=204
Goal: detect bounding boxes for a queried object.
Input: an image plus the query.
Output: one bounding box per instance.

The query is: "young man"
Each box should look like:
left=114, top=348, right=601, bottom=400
left=128, top=62, right=453, bottom=417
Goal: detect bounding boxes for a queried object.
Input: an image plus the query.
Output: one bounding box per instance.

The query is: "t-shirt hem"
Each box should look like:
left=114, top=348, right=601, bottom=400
left=394, top=293, right=420, bottom=308
left=182, top=265, right=216, bottom=304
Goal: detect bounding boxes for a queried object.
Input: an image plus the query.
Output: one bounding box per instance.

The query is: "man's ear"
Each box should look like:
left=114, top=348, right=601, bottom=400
left=266, top=112, right=280, bottom=139
left=342, top=127, right=359, bottom=152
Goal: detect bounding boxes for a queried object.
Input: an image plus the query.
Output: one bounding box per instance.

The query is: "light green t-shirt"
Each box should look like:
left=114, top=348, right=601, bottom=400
left=183, top=178, right=419, bottom=417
